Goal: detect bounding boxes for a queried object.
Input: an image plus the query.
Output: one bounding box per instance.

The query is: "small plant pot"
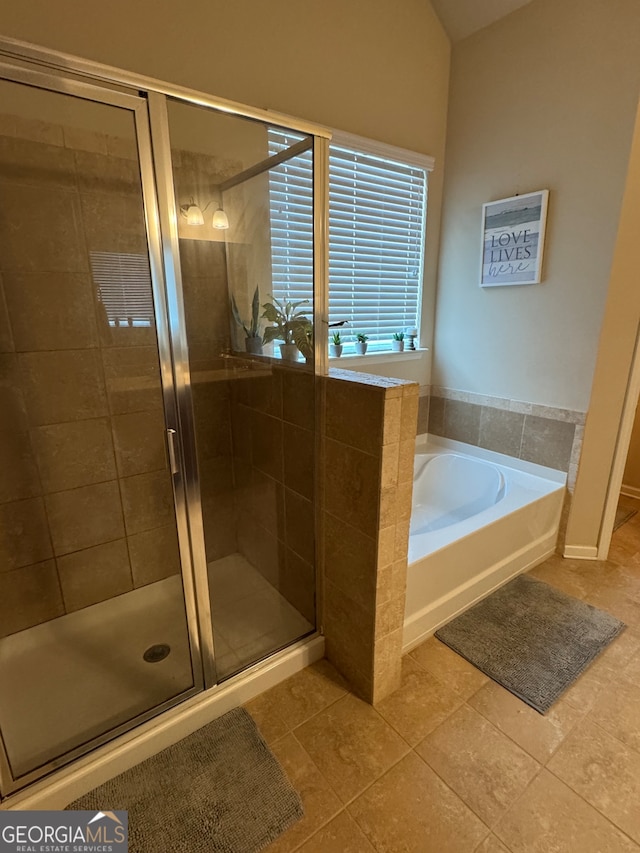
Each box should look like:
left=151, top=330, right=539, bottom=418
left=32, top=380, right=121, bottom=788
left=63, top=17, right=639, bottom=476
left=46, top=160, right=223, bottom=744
left=245, top=336, right=263, bottom=355
left=279, top=343, right=300, bottom=362
left=355, top=342, right=368, bottom=355
left=392, top=340, right=404, bottom=352
left=329, top=344, right=343, bottom=358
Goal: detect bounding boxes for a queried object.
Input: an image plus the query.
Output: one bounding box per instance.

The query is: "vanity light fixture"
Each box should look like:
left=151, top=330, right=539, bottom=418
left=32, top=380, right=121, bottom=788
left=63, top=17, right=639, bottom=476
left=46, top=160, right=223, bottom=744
left=212, top=208, right=230, bottom=229
left=179, top=196, right=229, bottom=230
left=180, top=198, right=205, bottom=226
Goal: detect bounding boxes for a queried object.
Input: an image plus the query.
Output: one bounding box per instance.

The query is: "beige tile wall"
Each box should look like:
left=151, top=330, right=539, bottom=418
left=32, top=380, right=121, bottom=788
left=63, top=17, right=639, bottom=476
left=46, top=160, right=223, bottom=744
left=421, top=386, right=586, bottom=554
left=171, top=145, right=240, bottom=569
left=231, top=362, right=316, bottom=624
left=173, top=141, right=317, bottom=623
left=322, top=369, right=419, bottom=704
left=423, top=387, right=586, bottom=490
left=0, top=115, right=180, bottom=638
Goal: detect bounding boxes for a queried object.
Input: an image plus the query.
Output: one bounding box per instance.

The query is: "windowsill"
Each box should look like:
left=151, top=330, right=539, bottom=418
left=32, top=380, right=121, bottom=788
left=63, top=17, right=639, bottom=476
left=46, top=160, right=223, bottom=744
left=328, top=347, right=429, bottom=366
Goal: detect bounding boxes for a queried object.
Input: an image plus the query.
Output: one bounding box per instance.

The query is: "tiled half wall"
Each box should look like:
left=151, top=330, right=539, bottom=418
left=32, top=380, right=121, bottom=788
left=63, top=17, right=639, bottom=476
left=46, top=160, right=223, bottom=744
left=321, top=369, right=419, bottom=704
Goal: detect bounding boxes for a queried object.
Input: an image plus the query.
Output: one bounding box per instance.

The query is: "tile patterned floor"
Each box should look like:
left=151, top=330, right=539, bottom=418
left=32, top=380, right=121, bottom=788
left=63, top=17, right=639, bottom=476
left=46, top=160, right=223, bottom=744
left=245, top=499, right=640, bottom=852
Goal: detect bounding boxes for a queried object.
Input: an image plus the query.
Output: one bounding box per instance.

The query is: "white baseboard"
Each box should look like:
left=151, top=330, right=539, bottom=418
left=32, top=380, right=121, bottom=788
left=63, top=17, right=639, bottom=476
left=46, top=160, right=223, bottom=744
left=620, top=484, right=640, bottom=499
left=563, top=544, right=599, bottom=559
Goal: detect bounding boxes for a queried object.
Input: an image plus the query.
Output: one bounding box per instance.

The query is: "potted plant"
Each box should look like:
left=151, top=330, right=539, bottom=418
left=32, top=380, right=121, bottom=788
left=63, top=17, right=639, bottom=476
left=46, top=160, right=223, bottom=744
left=392, top=331, right=405, bottom=352
left=292, top=319, right=314, bottom=362
left=329, top=331, right=343, bottom=357
left=230, top=285, right=263, bottom=354
left=261, top=295, right=311, bottom=361
left=355, top=333, right=369, bottom=355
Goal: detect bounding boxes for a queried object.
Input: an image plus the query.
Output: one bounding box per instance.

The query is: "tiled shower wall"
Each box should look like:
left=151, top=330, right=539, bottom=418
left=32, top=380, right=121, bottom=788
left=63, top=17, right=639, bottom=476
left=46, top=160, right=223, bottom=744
left=230, top=361, right=316, bottom=624
left=178, top=237, right=236, bottom=566
left=173, top=143, right=318, bottom=622
left=418, top=387, right=585, bottom=488
left=0, top=115, right=181, bottom=638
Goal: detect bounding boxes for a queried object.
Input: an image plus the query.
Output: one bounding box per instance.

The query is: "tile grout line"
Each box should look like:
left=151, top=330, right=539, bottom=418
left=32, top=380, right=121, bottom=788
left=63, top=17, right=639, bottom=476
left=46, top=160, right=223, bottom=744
left=489, top=764, right=547, bottom=849
left=411, top=704, right=543, bottom=835
left=288, top=726, right=411, bottom=845
left=543, top=756, right=640, bottom=849
left=404, top=745, right=494, bottom=836
left=256, top=545, right=640, bottom=851
left=576, top=710, right=640, bottom=759
left=254, top=681, right=352, bottom=750
left=463, top=688, right=585, bottom=767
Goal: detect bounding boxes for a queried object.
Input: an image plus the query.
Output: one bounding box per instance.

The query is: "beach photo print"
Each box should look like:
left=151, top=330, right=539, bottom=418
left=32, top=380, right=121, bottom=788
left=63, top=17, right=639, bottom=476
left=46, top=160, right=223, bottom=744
left=480, top=189, right=549, bottom=287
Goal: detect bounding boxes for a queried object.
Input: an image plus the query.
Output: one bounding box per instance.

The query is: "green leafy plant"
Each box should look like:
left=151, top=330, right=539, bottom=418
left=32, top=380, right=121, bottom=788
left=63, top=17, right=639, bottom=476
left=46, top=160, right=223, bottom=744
left=231, top=285, right=261, bottom=338
left=392, top=331, right=405, bottom=341
left=356, top=333, right=369, bottom=343
left=331, top=331, right=342, bottom=346
left=261, top=295, right=311, bottom=346
left=293, top=320, right=313, bottom=360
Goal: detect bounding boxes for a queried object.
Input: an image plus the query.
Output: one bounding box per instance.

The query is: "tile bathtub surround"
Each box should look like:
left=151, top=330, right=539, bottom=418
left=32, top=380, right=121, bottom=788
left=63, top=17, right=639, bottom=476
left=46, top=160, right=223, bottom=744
left=417, top=391, right=430, bottom=436
left=426, top=387, right=586, bottom=484
left=322, top=370, right=419, bottom=703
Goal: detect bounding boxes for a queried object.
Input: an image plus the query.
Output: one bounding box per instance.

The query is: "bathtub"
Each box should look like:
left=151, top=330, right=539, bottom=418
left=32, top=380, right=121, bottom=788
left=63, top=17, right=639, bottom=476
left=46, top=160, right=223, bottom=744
left=403, top=437, right=566, bottom=651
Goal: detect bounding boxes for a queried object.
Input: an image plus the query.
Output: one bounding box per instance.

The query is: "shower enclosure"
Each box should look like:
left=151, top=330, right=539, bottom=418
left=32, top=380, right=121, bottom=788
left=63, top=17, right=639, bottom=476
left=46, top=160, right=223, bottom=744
left=0, top=38, right=328, bottom=798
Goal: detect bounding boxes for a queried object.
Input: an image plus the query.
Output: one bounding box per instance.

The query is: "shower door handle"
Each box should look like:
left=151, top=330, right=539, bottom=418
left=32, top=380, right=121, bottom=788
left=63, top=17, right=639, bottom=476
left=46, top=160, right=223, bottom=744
left=166, top=428, right=180, bottom=475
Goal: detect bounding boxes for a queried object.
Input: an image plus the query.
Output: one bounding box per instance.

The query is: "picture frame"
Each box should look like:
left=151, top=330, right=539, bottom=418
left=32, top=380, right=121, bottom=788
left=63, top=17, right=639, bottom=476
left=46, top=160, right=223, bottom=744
left=480, top=189, right=549, bottom=287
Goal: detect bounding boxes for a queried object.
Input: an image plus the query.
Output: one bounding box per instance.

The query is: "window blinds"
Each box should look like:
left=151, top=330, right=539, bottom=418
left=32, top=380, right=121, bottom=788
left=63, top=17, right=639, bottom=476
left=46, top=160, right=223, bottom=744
left=90, top=251, right=154, bottom=327
left=268, top=129, right=428, bottom=352
left=268, top=137, right=314, bottom=307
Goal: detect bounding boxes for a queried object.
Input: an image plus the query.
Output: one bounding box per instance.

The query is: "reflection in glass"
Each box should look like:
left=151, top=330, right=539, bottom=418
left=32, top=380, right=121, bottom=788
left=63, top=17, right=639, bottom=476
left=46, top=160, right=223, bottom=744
left=166, top=100, right=317, bottom=679
left=0, top=81, right=195, bottom=780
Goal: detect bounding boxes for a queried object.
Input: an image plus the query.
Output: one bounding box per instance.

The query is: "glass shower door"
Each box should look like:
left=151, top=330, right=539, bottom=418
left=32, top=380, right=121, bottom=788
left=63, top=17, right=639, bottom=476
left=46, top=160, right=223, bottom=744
left=155, top=98, right=318, bottom=681
left=0, top=70, right=199, bottom=791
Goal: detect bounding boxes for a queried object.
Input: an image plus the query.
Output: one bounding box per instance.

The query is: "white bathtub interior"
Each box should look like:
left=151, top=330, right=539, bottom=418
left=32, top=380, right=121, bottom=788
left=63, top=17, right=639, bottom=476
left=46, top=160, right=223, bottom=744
left=404, top=437, right=566, bottom=651
left=411, top=452, right=506, bottom=536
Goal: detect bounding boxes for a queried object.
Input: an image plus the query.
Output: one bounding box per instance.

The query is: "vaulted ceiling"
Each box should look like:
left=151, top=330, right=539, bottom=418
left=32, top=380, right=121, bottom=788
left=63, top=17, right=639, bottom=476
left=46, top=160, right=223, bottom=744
left=430, top=0, right=535, bottom=42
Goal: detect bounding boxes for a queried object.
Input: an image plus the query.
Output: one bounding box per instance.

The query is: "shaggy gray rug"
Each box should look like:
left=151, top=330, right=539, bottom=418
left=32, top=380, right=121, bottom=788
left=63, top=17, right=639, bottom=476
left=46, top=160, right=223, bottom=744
left=69, top=708, right=303, bottom=852
left=435, top=575, right=625, bottom=713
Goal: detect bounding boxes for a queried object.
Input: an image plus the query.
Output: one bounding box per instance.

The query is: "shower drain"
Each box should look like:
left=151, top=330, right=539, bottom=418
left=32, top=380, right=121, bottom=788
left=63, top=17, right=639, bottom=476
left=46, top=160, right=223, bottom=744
left=143, top=643, right=171, bottom=663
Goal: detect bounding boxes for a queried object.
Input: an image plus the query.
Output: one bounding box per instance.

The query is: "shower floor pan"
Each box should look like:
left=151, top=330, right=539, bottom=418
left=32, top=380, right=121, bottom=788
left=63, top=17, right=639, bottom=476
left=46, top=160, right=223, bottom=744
left=0, top=555, right=312, bottom=782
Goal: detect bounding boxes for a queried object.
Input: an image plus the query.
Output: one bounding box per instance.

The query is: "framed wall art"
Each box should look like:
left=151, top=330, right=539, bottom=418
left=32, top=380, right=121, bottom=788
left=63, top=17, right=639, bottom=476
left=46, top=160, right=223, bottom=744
left=480, top=189, right=549, bottom=287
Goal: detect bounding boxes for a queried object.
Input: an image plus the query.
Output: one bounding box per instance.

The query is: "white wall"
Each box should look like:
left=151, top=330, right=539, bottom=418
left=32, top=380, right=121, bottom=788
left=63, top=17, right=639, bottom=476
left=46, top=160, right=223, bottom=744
left=432, top=0, right=640, bottom=412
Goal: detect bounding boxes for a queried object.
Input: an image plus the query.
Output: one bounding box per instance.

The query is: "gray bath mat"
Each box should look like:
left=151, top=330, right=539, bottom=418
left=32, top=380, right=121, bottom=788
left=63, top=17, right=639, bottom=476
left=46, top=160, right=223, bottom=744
left=69, top=707, right=303, bottom=852
left=614, top=506, right=638, bottom=530
left=435, top=575, right=625, bottom=713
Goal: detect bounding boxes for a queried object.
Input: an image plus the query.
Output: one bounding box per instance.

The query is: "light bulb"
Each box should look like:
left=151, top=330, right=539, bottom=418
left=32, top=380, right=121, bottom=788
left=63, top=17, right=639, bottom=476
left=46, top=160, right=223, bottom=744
left=186, top=204, right=204, bottom=226
left=212, top=208, right=229, bottom=230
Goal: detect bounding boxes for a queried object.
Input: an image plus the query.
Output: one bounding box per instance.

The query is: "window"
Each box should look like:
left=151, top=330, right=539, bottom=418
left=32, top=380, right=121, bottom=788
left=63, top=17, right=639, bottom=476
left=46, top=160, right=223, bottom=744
left=268, top=129, right=432, bottom=353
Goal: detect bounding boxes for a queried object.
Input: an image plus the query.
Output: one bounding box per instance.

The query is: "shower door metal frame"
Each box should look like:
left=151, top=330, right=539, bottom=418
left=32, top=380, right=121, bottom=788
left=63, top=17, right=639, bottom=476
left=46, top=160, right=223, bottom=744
left=0, top=61, right=205, bottom=798
left=0, top=35, right=332, bottom=140
left=145, top=90, right=218, bottom=686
